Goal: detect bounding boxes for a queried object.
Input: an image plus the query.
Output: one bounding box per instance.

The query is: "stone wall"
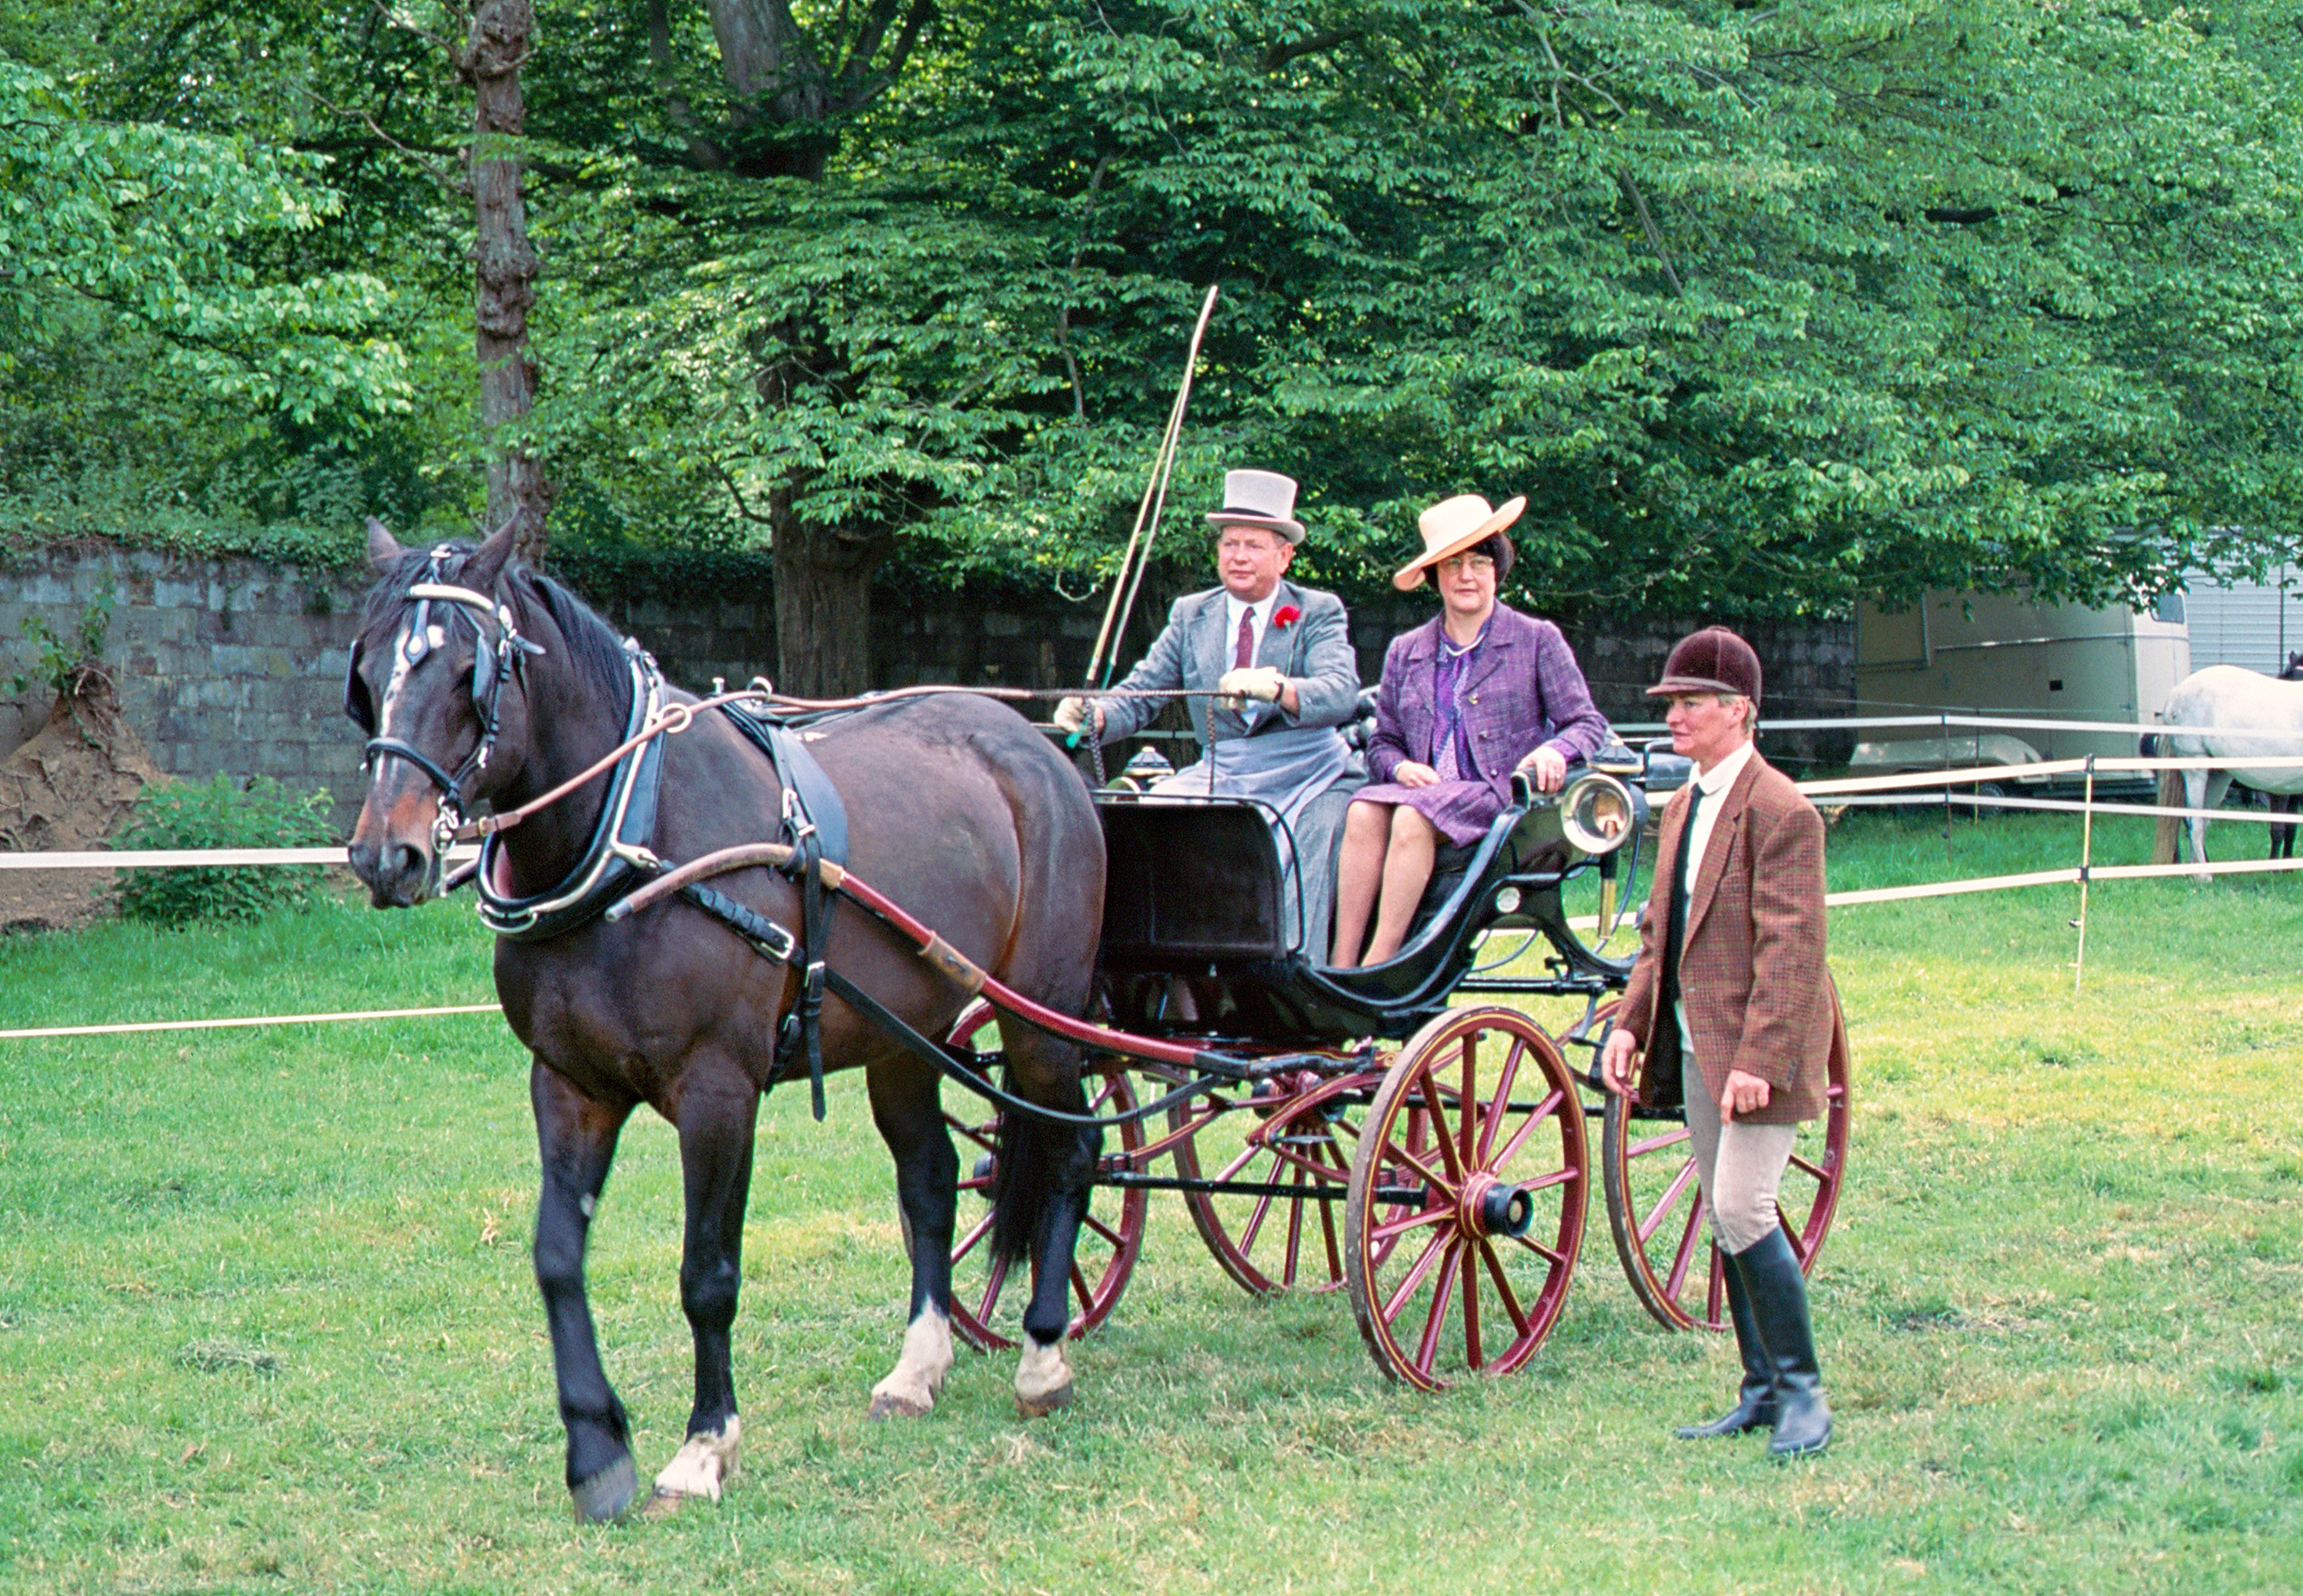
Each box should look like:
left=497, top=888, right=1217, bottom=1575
left=1, top=547, right=369, bottom=828
left=1, top=544, right=1855, bottom=837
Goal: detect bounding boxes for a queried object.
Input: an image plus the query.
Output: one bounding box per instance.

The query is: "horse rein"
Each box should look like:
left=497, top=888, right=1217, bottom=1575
left=434, top=682, right=1242, bottom=848
left=360, top=549, right=1263, bottom=864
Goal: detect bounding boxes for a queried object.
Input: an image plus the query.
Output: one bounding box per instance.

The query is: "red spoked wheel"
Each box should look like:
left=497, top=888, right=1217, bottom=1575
left=1167, top=1067, right=1373, bottom=1295
left=939, top=1001, right=1149, bottom=1352
left=1600, top=985, right=1853, bottom=1331
left=1343, top=1006, right=1588, bottom=1391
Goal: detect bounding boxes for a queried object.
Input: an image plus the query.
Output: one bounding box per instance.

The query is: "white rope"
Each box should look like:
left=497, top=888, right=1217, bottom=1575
left=0, top=845, right=478, bottom=871
left=1797, top=752, right=2303, bottom=797
left=1619, top=711, right=2303, bottom=736
left=1821, top=791, right=2303, bottom=825
left=8, top=742, right=2297, bottom=1041
left=0, top=1003, right=502, bottom=1041
left=1821, top=853, right=2303, bottom=907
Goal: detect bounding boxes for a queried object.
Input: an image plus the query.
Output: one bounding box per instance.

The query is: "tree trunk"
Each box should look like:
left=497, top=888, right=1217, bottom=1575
left=768, top=486, right=882, bottom=697
left=706, top=0, right=831, bottom=178
left=700, top=0, right=935, bottom=689
left=462, top=0, right=553, bottom=562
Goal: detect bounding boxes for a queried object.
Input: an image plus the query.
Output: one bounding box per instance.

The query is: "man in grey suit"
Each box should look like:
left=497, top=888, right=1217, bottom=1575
left=1056, top=469, right=1363, bottom=954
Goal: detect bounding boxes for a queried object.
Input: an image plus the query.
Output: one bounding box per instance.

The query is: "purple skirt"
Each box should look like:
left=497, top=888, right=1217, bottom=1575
left=1351, top=778, right=1503, bottom=848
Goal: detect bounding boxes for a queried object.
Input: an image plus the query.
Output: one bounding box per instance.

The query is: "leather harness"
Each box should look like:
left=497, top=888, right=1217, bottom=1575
left=478, top=666, right=853, bottom=1119
left=355, top=563, right=852, bottom=1117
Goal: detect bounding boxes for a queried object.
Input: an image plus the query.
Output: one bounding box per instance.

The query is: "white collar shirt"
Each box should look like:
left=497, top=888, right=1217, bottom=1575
left=1222, top=589, right=1283, bottom=723
left=1673, top=735, right=1759, bottom=1054
left=1223, top=589, right=1282, bottom=670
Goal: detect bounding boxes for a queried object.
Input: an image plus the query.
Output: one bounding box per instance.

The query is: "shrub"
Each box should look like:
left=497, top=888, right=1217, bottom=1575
left=112, top=775, right=335, bottom=924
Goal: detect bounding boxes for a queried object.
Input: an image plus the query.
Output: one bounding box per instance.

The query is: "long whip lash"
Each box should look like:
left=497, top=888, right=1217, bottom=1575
left=1080, top=284, right=1221, bottom=696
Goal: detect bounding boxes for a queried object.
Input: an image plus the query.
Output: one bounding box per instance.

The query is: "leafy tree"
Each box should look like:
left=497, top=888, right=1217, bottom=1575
left=0, top=57, right=410, bottom=425
left=11, top=1, right=2303, bottom=695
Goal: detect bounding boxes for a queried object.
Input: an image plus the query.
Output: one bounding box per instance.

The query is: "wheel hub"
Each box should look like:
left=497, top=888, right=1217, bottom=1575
left=1459, top=1171, right=1535, bottom=1239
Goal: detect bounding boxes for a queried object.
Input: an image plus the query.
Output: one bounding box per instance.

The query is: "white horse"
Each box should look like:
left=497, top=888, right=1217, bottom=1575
left=2150, top=664, right=2303, bottom=868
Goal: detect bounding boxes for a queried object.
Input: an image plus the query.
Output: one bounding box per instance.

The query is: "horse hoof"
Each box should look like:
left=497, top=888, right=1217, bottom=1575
left=868, top=1391, right=934, bottom=1422
left=1014, top=1382, right=1074, bottom=1419
left=568, top=1456, right=639, bottom=1523
left=639, top=1489, right=691, bottom=1519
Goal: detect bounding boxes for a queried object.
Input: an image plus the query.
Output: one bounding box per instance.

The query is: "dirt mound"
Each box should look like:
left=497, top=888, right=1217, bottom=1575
left=0, top=676, right=162, bottom=933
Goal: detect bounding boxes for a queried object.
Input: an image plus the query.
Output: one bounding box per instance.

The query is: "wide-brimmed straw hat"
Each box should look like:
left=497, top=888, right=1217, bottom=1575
left=1392, top=493, right=1526, bottom=591
left=1646, top=626, right=1763, bottom=707
left=1205, top=469, right=1306, bottom=544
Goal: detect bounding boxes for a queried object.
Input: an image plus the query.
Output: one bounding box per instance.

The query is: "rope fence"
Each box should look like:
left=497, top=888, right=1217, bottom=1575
left=5, top=730, right=2297, bottom=1036
left=0, top=1005, right=501, bottom=1042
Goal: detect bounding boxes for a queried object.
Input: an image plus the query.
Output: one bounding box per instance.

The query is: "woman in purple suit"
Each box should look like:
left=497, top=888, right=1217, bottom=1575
left=1329, top=494, right=1610, bottom=968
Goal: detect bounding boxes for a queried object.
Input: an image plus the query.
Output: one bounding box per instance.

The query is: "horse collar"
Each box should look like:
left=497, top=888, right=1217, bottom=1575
left=477, top=644, right=670, bottom=942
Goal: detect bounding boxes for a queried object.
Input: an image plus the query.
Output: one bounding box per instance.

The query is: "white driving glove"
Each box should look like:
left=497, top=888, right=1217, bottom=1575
left=1216, top=666, right=1286, bottom=708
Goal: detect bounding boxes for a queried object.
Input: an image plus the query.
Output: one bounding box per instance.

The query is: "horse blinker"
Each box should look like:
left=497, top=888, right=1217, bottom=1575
left=343, top=639, right=377, bottom=734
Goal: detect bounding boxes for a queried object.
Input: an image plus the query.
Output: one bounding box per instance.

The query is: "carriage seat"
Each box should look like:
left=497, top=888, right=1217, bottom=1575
left=1342, top=685, right=1381, bottom=754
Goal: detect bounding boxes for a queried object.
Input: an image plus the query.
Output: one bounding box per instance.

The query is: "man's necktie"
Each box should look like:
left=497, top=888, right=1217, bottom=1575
left=1234, top=608, right=1256, bottom=670
left=1661, top=782, right=1706, bottom=1005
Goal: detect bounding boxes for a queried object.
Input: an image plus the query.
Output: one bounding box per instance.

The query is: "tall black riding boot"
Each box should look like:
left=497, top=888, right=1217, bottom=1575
left=1674, top=1252, right=1776, bottom=1438
left=1732, top=1229, right=1833, bottom=1459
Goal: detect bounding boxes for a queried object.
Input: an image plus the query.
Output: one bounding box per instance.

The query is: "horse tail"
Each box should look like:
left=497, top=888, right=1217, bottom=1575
left=2153, top=767, right=2182, bottom=865
left=987, top=1086, right=1098, bottom=1268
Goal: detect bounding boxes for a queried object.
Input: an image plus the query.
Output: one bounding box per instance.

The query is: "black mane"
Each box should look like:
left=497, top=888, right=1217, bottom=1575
left=511, top=565, right=636, bottom=721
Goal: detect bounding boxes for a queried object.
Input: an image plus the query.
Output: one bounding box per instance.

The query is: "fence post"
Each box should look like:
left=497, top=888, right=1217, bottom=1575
left=1940, top=709, right=1954, bottom=856
left=2072, top=753, right=2097, bottom=991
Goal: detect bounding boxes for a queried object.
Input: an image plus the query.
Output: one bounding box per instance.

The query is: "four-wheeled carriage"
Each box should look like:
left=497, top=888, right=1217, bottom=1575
left=939, top=751, right=1854, bottom=1385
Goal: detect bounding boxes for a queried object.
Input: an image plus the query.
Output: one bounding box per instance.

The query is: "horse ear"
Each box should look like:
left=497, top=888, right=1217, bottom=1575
left=460, top=517, right=520, bottom=592
left=365, top=516, right=406, bottom=572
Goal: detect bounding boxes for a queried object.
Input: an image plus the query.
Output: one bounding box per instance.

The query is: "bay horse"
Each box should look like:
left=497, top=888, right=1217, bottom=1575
left=343, top=520, right=1105, bottom=1521
left=2149, top=662, right=2303, bottom=871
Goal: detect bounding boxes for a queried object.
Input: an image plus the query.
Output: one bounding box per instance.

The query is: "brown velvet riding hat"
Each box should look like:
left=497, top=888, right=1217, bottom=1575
left=1647, top=626, right=1763, bottom=707
left=1392, top=493, right=1527, bottom=591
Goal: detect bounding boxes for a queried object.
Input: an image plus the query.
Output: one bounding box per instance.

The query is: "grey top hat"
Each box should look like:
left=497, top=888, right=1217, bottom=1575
left=1206, top=469, right=1307, bottom=544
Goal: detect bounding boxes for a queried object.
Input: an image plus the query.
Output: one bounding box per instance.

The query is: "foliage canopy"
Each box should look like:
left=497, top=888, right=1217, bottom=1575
left=6, top=2, right=2302, bottom=621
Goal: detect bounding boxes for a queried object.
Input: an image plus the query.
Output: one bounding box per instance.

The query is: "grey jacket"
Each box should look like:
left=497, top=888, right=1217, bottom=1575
left=1096, top=581, right=1360, bottom=745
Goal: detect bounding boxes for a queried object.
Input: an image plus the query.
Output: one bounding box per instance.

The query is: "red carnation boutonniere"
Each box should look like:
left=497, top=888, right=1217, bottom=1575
left=1273, top=605, right=1302, bottom=629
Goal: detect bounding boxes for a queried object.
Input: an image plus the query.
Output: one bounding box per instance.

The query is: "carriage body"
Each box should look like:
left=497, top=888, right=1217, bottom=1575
left=1094, top=761, right=1644, bottom=1046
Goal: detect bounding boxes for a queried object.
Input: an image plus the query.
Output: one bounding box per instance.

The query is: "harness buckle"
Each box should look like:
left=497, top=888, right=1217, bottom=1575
left=430, top=800, right=464, bottom=861
left=613, top=842, right=666, bottom=873
left=781, top=786, right=818, bottom=844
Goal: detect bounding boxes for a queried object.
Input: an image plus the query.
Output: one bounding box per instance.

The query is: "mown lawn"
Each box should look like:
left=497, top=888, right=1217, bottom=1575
left=0, top=807, right=2297, bottom=1594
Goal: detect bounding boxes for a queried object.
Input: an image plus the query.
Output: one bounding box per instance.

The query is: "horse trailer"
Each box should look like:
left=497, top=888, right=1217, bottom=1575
left=1851, top=590, right=2191, bottom=788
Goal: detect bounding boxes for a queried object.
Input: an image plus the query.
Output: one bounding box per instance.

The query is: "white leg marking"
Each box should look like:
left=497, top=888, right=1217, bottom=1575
left=868, top=1308, right=954, bottom=1421
left=1013, top=1334, right=1074, bottom=1418
left=652, top=1413, right=740, bottom=1502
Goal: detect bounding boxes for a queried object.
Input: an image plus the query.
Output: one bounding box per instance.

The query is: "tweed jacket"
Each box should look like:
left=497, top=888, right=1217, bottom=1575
left=1614, top=749, right=1832, bottom=1124
left=1095, top=581, right=1360, bottom=745
left=1365, top=606, right=1610, bottom=800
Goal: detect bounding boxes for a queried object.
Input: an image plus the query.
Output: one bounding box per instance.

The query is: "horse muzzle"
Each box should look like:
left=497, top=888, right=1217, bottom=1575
left=348, top=793, right=447, bottom=908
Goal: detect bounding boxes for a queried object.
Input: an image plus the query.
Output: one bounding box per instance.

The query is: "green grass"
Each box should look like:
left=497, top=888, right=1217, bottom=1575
left=0, top=817, right=2299, bottom=1595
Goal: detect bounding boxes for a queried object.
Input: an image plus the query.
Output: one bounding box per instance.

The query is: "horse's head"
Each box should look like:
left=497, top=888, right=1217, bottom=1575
left=2284, top=650, right=2303, bottom=683
left=345, top=516, right=540, bottom=907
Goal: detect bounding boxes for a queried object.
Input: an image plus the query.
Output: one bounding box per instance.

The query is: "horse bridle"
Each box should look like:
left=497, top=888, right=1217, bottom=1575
left=345, top=544, right=547, bottom=859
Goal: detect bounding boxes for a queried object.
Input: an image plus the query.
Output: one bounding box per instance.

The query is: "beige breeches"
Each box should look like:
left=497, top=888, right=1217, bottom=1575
left=1681, top=1054, right=1797, bottom=1255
